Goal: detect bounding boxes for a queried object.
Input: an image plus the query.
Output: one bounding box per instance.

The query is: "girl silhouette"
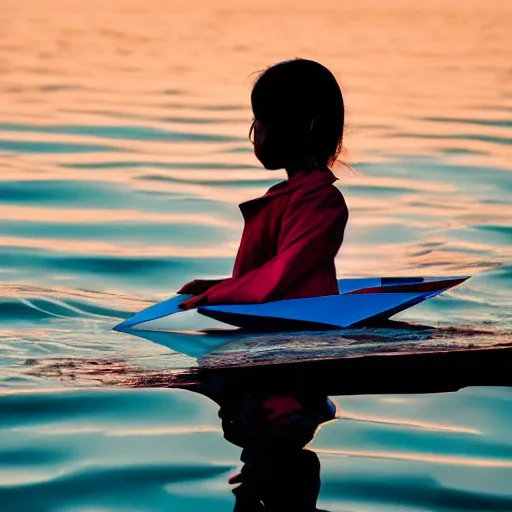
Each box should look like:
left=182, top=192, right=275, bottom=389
left=179, top=59, right=348, bottom=309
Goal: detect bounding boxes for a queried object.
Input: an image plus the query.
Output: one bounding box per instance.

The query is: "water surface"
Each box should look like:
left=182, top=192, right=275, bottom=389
left=0, top=0, right=511, bottom=510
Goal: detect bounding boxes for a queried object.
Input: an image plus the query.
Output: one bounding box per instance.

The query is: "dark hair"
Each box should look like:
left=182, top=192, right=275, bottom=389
left=251, top=59, right=344, bottom=169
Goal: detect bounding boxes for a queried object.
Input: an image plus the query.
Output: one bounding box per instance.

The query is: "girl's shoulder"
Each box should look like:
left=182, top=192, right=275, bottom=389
left=291, top=179, right=348, bottom=211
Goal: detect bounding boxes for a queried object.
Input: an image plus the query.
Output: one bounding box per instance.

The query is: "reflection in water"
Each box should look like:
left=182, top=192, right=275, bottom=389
left=163, top=340, right=511, bottom=511
left=24, top=319, right=512, bottom=393
left=18, top=329, right=512, bottom=510
left=40, top=336, right=507, bottom=511
left=181, top=368, right=335, bottom=511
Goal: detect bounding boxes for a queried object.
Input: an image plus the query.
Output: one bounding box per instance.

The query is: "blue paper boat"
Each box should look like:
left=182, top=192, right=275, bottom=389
left=114, top=276, right=469, bottom=333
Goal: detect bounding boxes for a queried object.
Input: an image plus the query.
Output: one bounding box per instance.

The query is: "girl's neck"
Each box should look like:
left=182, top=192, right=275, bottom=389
left=285, top=163, right=310, bottom=180
left=285, top=164, right=325, bottom=180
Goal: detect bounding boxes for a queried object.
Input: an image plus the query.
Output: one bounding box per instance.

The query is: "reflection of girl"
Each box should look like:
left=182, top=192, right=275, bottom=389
left=220, top=392, right=335, bottom=512
left=178, top=59, right=349, bottom=310
left=178, top=366, right=335, bottom=511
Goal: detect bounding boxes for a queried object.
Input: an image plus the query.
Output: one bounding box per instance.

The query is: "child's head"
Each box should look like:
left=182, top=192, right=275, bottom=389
left=250, top=59, right=344, bottom=172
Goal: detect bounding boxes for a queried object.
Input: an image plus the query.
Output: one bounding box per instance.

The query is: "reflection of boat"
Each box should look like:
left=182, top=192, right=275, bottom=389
left=114, top=276, right=469, bottom=333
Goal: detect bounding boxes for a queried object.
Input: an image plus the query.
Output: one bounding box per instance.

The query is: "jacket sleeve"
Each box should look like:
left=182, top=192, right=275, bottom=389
left=186, top=187, right=348, bottom=307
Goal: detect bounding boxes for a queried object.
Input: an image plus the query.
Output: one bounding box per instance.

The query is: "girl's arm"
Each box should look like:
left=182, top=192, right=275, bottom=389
left=179, top=187, right=348, bottom=309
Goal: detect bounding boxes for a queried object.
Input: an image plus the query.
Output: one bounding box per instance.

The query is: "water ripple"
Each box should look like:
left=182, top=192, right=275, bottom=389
left=0, top=122, right=245, bottom=143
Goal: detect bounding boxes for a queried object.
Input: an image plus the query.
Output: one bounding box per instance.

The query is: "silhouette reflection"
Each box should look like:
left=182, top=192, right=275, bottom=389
left=26, top=323, right=512, bottom=510
left=184, top=369, right=335, bottom=511
left=162, top=336, right=511, bottom=511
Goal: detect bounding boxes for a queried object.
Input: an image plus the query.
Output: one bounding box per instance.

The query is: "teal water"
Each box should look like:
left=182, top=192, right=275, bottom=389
left=1, top=0, right=511, bottom=510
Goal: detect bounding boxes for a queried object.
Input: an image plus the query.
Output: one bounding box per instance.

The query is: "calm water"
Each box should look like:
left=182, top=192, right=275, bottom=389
left=1, top=0, right=511, bottom=510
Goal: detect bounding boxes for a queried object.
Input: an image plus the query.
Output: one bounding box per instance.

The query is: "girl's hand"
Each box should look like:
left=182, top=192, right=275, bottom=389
left=178, top=293, right=207, bottom=310
left=177, top=279, right=224, bottom=296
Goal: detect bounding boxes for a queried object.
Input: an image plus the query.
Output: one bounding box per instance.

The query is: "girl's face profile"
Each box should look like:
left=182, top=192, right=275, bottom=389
left=252, top=118, right=269, bottom=164
left=251, top=118, right=296, bottom=171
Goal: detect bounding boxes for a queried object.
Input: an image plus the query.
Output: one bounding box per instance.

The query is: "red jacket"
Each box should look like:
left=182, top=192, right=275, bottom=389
left=180, top=169, right=348, bottom=308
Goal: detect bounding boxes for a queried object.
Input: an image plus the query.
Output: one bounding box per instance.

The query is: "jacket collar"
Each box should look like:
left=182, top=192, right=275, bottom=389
left=240, top=169, right=338, bottom=212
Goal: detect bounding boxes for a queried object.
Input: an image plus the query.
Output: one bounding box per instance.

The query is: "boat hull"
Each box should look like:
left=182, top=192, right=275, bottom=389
left=113, top=276, right=469, bottom=333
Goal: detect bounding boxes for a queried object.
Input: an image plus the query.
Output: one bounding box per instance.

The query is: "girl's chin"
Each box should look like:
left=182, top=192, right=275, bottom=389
left=255, top=155, right=285, bottom=171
